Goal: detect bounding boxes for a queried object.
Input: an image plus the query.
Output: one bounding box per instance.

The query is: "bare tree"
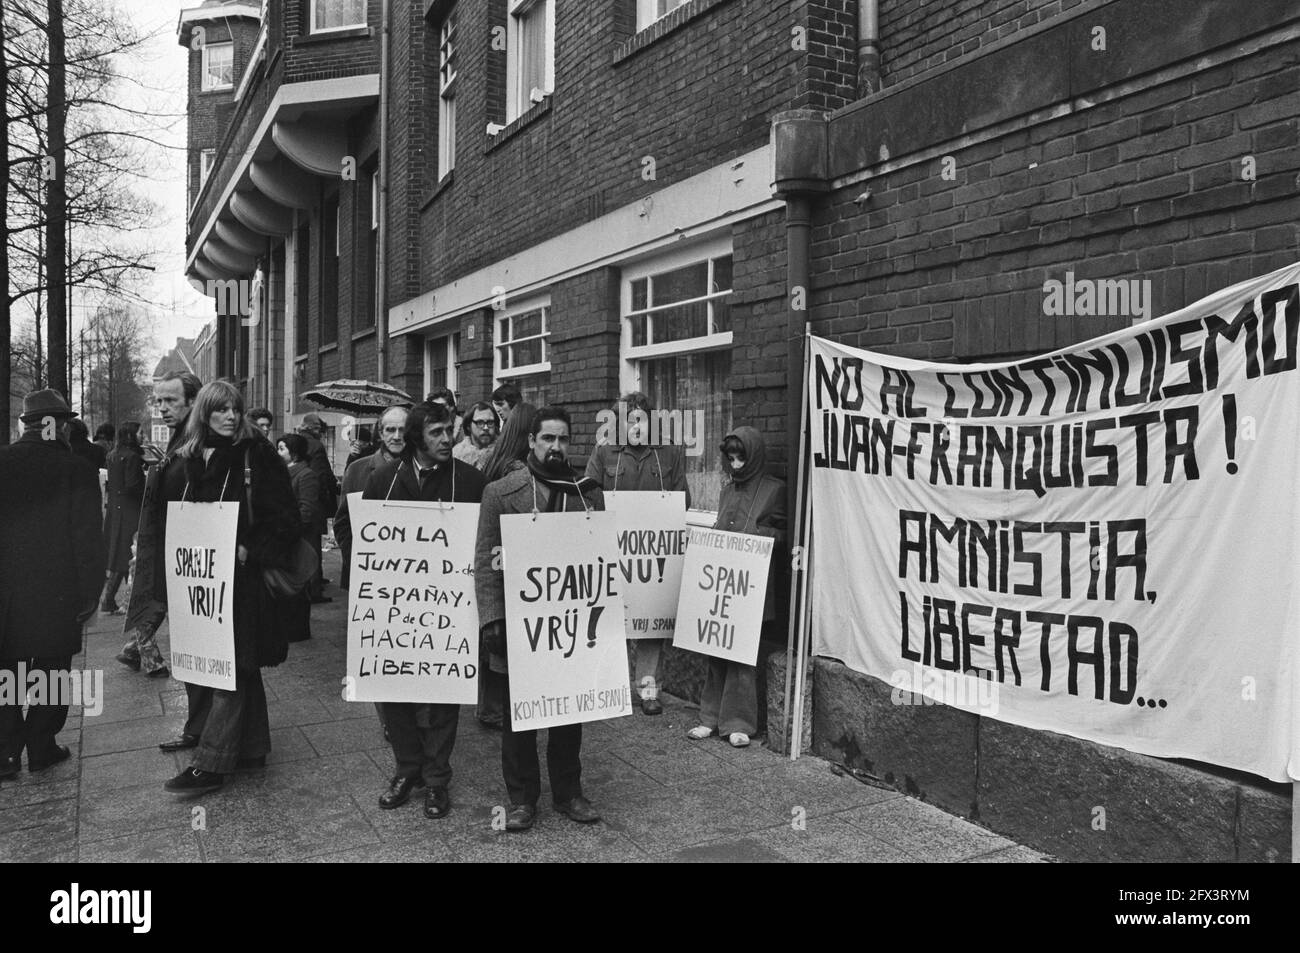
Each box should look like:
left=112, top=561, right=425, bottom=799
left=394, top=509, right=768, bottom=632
left=5, top=0, right=172, bottom=423
left=83, top=302, right=154, bottom=430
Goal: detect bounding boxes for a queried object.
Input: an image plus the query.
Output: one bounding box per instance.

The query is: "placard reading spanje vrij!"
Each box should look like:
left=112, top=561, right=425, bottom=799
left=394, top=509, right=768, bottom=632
left=603, top=491, right=688, bottom=639
left=345, top=499, right=480, bottom=704
left=808, top=261, right=1300, bottom=782
left=672, top=527, right=774, bottom=665
left=501, top=511, right=633, bottom=730
left=164, top=501, right=239, bottom=691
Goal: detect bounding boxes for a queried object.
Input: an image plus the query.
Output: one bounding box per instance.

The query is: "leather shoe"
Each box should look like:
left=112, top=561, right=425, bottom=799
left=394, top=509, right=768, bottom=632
left=115, top=651, right=141, bottom=671
left=640, top=697, right=663, bottom=716
left=378, top=775, right=421, bottom=809
left=0, top=755, right=21, bottom=780
left=423, top=787, right=451, bottom=819
left=505, top=803, right=536, bottom=832
left=164, top=766, right=224, bottom=794
left=235, top=755, right=266, bottom=770
left=146, top=666, right=172, bottom=679
left=28, top=745, right=72, bottom=772
left=554, top=795, right=601, bottom=824
left=310, top=595, right=333, bottom=604
left=159, top=733, right=199, bottom=752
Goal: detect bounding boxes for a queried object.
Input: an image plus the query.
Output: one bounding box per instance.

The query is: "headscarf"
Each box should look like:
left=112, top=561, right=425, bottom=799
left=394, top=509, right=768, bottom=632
left=721, top=425, right=766, bottom=485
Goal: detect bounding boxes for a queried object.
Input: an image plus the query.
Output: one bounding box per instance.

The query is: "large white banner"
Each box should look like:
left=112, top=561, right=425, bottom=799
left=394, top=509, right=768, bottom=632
left=809, top=263, right=1300, bottom=782
left=604, top=491, right=688, bottom=639
left=164, top=502, right=239, bottom=690
left=501, top=511, right=633, bottom=730
left=672, top=527, right=774, bottom=665
left=345, top=500, right=480, bottom=704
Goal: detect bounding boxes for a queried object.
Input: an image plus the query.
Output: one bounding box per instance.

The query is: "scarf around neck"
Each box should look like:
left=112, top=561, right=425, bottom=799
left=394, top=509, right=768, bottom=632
left=525, top=455, right=599, bottom=512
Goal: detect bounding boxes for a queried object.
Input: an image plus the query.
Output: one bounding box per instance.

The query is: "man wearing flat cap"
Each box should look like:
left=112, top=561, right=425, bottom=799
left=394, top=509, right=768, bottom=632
left=0, top=390, right=106, bottom=779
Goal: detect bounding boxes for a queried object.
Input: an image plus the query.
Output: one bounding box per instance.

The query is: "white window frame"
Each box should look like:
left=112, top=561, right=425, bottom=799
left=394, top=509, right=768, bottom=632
left=636, top=0, right=691, bottom=32
left=438, top=9, right=458, bottom=180
left=505, top=0, right=554, bottom=124
left=370, top=170, right=380, bottom=230
left=201, top=42, right=234, bottom=91
left=619, top=235, right=734, bottom=393
left=310, top=0, right=368, bottom=35
left=199, top=149, right=216, bottom=187
left=424, top=332, right=459, bottom=400
left=494, top=295, right=552, bottom=381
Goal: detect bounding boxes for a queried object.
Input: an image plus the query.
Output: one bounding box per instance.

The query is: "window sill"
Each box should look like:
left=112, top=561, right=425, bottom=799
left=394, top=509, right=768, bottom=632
left=485, top=97, right=552, bottom=154
left=199, top=86, right=234, bottom=96
left=294, top=25, right=372, bottom=46
left=319, top=341, right=339, bottom=355
left=421, top=170, right=454, bottom=210
left=351, top=326, right=377, bottom=343
left=613, top=0, right=733, bottom=65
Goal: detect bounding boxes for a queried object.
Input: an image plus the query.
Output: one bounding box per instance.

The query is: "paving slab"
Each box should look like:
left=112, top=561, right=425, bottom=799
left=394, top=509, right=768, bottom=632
left=0, top=551, right=1047, bottom=863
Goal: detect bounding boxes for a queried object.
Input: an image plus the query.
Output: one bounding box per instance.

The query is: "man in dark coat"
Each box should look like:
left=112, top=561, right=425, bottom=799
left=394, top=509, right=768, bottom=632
left=474, top=406, right=605, bottom=831
left=120, top=370, right=201, bottom=681
left=0, top=390, right=106, bottom=778
left=69, top=418, right=106, bottom=471
left=101, top=426, right=145, bottom=614
left=364, top=402, right=486, bottom=819
left=334, top=405, right=409, bottom=591
left=298, top=412, right=338, bottom=602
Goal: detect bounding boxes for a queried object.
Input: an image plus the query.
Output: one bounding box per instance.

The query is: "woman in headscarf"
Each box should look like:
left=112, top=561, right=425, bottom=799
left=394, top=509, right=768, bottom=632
left=687, top=426, right=786, bottom=747
left=160, top=380, right=302, bottom=794
left=101, top=424, right=146, bottom=614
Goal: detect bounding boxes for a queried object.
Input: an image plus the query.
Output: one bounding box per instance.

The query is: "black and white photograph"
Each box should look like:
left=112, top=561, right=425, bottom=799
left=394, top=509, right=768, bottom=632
left=0, top=0, right=1296, bottom=904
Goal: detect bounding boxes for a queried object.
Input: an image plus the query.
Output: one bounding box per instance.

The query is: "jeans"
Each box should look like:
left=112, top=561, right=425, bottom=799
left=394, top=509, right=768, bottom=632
left=189, top=669, right=271, bottom=774
left=380, top=702, right=459, bottom=789
left=699, top=658, right=757, bottom=736
left=0, top=656, right=72, bottom=762
left=501, top=712, right=583, bottom=807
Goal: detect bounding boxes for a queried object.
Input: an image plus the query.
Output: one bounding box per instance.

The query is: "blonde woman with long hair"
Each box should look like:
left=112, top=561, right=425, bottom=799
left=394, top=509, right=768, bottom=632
left=157, top=380, right=302, bottom=794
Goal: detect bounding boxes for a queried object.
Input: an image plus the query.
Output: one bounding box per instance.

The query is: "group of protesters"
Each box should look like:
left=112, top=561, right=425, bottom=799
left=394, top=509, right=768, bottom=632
left=0, top=373, right=784, bottom=833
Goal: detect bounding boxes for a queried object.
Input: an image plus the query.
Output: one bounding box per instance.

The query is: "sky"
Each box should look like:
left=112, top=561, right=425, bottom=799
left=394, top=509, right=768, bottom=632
left=62, top=0, right=214, bottom=373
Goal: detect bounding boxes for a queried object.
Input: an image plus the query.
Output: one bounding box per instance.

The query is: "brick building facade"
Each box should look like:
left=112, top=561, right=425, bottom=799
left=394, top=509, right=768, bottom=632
left=181, top=0, right=1299, bottom=859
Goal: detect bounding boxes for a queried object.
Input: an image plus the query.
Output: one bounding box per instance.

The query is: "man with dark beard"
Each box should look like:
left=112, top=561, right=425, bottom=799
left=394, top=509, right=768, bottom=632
left=474, top=406, right=605, bottom=831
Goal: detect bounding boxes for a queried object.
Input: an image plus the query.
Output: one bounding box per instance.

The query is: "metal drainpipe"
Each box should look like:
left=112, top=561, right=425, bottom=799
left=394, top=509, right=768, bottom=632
left=375, top=0, right=391, bottom=382
left=858, top=0, right=881, bottom=96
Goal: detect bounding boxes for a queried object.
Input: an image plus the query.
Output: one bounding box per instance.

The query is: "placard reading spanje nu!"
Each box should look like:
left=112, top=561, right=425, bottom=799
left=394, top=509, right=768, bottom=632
left=164, top=501, right=239, bottom=691
left=501, top=511, right=633, bottom=731
left=345, top=499, right=480, bottom=704
left=603, top=491, right=688, bottom=639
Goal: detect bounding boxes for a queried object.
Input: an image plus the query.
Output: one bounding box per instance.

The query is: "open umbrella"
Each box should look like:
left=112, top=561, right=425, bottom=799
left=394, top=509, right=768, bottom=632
left=299, top=379, right=415, bottom=414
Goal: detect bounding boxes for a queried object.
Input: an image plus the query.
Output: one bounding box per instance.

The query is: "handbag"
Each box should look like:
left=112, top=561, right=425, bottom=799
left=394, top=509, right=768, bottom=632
left=243, top=448, right=317, bottom=597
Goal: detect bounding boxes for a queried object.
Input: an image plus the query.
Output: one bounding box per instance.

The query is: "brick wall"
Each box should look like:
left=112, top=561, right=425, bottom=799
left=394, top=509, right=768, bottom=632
left=878, top=0, right=1084, bottom=87
left=185, top=18, right=260, bottom=210
left=807, top=36, right=1300, bottom=365
left=417, top=0, right=829, bottom=291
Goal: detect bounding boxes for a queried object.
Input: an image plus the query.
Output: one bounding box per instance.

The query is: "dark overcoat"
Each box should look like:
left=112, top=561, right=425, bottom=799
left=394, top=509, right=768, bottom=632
left=160, top=436, right=302, bottom=670
left=0, top=432, right=107, bottom=658
left=103, top=445, right=145, bottom=572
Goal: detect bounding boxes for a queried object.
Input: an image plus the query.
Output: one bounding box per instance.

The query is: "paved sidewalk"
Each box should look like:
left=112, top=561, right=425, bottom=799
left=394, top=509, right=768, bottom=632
left=0, top=551, right=1047, bottom=863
